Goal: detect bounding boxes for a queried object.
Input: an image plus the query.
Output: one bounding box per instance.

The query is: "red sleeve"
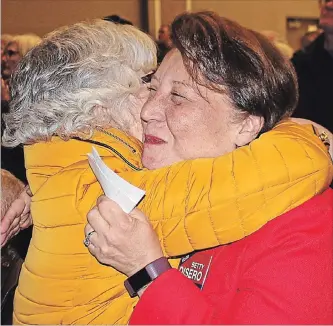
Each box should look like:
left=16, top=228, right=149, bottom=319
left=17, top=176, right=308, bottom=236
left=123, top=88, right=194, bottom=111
left=130, top=268, right=222, bottom=325
left=131, top=240, right=332, bottom=324
left=130, top=194, right=333, bottom=325
left=226, top=234, right=333, bottom=324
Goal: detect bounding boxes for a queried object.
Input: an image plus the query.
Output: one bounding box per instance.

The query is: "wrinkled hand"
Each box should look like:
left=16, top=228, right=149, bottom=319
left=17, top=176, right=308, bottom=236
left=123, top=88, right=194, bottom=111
left=85, top=196, right=163, bottom=277
left=1, top=186, right=33, bottom=247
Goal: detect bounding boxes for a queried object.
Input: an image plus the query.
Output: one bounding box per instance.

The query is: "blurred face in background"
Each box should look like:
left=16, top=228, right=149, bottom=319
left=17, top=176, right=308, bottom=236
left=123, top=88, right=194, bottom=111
left=1, top=41, right=21, bottom=80
left=1, top=39, right=8, bottom=57
left=319, top=0, right=333, bottom=32
left=301, top=30, right=322, bottom=49
left=158, top=25, right=171, bottom=44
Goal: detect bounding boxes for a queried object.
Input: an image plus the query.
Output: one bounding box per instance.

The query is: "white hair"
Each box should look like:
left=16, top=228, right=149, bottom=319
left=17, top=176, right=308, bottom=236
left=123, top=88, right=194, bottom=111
left=1, top=34, right=14, bottom=46
left=2, top=20, right=157, bottom=147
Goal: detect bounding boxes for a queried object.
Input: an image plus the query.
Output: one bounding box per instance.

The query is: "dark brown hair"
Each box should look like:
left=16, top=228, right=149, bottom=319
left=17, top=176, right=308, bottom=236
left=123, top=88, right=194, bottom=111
left=171, top=11, right=298, bottom=132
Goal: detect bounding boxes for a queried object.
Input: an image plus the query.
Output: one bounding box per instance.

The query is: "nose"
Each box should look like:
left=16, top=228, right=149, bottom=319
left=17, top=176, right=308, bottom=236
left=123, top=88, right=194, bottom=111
left=140, top=94, right=165, bottom=124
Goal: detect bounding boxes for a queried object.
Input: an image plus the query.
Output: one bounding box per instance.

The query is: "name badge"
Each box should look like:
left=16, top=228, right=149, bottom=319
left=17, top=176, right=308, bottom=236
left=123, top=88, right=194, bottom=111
left=178, top=251, right=213, bottom=290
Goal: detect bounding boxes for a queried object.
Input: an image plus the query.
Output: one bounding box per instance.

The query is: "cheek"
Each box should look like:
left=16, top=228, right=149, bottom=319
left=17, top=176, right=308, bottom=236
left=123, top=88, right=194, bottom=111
left=168, top=105, right=236, bottom=158
left=165, top=106, right=196, bottom=137
left=8, top=58, right=18, bottom=68
left=13, top=55, right=21, bottom=65
left=167, top=104, right=221, bottom=140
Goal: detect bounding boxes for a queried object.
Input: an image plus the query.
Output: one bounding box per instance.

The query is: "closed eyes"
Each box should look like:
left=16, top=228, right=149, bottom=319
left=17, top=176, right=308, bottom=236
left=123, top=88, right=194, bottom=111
left=141, top=71, right=155, bottom=84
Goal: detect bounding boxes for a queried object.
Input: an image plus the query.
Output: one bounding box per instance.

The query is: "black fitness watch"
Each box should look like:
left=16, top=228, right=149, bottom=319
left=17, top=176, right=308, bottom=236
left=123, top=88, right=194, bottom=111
left=124, top=257, right=171, bottom=297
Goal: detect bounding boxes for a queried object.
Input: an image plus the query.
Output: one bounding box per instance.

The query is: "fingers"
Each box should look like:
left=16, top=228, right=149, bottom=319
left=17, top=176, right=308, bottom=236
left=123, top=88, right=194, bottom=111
left=83, top=223, right=99, bottom=254
left=25, top=186, right=33, bottom=197
left=0, top=185, right=32, bottom=248
left=1, top=198, right=24, bottom=229
left=19, top=213, right=32, bottom=229
left=2, top=216, right=20, bottom=242
left=129, top=207, right=149, bottom=223
left=1, top=194, right=31, bottom=246
left=1, top=197, right=25, bottom=242
left=84, top=223, right=94, bottom=238
left=97, top=196, right=131, bottom=226
left=1, top=223, right=20, bottom=247
left=20, top=213, right=30, bottom=225
left=87, top=206, right=109, bottom=234
left=1, top=212, right=20, bottom=236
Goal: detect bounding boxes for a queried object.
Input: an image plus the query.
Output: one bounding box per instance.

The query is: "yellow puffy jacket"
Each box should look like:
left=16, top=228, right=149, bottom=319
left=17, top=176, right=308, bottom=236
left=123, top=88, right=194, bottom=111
left=14, top=120, right=332, bottom=325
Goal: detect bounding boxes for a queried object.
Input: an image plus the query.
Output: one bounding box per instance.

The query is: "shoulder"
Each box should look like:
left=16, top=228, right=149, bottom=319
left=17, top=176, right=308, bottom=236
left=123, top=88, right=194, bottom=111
left=210, top=189, right=333, bottom=269
left=248, top=188, right=332, bottom=245
left=232, top=189, right=333, bottom=275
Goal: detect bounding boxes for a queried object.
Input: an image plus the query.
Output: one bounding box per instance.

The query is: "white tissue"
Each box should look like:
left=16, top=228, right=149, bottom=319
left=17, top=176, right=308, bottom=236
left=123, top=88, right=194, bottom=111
left=87, top=147, right=145, bottom=213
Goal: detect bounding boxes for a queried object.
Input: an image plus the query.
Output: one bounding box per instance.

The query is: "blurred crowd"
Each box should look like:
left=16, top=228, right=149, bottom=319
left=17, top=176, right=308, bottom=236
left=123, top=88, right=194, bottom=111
left=1, top=2, right=332, bottom=324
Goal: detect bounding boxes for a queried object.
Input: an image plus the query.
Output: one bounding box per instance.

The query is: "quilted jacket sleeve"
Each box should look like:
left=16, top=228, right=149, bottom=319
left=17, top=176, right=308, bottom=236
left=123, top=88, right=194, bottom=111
left=122, top=120, right=333, bottom=257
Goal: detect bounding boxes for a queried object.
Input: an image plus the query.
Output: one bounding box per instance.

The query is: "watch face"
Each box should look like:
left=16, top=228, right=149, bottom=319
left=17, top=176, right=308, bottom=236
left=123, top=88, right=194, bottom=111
left=131, top=268, right=152, bottom=285
left=124, top=258, right=171, bottom=297
left=125, top=268, right=151, bottom=297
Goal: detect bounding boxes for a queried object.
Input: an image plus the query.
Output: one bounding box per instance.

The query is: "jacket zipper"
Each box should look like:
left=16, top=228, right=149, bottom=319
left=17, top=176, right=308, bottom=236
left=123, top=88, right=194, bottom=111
left=72, top=136, right=142, bottom=172
left=95, top=127, right=138, bottom=154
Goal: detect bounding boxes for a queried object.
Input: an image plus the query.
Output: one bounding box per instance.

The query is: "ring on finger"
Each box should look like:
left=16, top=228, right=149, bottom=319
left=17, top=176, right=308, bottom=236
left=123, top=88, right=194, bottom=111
left=84, top=230, right=96, bottom=247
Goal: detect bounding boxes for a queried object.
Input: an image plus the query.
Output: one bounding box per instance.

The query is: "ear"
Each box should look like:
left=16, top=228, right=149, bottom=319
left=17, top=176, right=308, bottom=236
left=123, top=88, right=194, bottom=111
left=235, top=115, right=264, bottom=147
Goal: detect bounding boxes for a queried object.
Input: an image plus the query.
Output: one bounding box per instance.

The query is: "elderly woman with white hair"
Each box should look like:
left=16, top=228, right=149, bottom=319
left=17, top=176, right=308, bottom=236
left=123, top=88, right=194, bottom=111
left=1, top=33, right=41, bottom=82
left=2, top=18, right=332, bottom=325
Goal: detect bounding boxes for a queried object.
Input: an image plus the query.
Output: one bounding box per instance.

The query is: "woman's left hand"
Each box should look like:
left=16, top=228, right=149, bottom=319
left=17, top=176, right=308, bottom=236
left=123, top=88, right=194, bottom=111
left=1, top=186, right=33, bottom=247
left=85, top=196, right=163, bottom=277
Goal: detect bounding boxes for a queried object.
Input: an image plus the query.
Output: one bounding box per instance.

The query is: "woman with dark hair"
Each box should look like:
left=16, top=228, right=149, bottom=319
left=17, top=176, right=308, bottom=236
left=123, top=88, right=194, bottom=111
left=2, top=13, right=331, bottom=325
left=85, top=12, right=333, bottom=324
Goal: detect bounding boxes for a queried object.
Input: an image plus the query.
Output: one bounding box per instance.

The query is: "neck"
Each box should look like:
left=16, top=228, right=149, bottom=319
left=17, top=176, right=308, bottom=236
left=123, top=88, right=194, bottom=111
left=324, top=33, right=333, bottom=55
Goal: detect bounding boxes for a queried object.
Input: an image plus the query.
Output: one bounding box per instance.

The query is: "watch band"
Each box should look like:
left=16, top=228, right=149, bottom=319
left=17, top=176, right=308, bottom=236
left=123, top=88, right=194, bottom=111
left=124, top=257, right=171, bottom=297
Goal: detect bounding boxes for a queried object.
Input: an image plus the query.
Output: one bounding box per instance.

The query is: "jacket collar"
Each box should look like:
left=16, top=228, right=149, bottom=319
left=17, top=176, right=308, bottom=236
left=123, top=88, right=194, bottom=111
left=24, top=128, right=143, bottom=171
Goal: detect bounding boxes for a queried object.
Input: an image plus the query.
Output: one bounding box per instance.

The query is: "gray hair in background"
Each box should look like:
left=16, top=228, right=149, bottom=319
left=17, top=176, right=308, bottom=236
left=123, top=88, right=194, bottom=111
left=2, top=20, right=157, bottom=147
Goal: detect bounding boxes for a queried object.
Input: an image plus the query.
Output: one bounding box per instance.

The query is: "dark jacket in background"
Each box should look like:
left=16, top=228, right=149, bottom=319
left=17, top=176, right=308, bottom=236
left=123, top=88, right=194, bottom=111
left=157, top=41, right=172, bottom=64
left=291, top=33, right=333, bottom=132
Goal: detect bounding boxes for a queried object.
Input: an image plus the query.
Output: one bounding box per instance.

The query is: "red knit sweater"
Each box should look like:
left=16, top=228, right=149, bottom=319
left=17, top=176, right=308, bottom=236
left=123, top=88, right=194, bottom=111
left=130, top=188, right=333, bottom=324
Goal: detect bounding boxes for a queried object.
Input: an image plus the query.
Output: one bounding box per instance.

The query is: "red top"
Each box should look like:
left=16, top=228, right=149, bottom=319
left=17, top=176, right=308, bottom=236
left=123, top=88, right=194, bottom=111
left=130, top=188, right=333, bottom=325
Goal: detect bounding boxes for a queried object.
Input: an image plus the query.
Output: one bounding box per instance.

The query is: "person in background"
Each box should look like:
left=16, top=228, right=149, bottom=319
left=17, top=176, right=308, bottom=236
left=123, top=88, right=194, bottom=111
left=85, top=12, right=333, bottom=325
left=260, top=30, right=294, bottom=58
left=1, top=33, right=41, bottom=182
left=2, top=35, right=13, bottom=103
left=1, top=34, right=41, bottom=82
left=1, top=34, right=13, bottom=57
left=300, top=30, right=323, bottom=51
left=292, top=0, right=333, bottom=132
left=1, top=33, right=40, bottom=262
left=157, top=24, right=172, bottom=64
left=1, top=34, right=13, bottom=101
